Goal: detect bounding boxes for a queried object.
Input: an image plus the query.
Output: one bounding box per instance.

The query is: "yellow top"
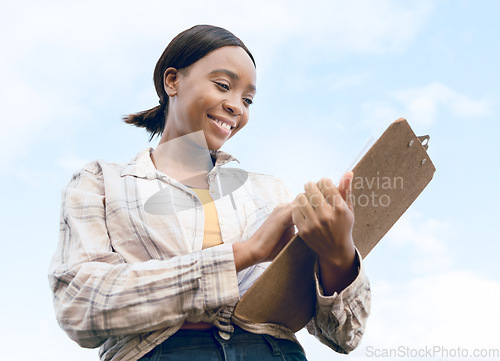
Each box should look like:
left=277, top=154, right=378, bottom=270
left=191, top=188, right=223, bottom=249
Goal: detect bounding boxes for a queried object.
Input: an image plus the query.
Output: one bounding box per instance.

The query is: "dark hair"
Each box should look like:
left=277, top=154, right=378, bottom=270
left=124, top=25, right=256, bottom=141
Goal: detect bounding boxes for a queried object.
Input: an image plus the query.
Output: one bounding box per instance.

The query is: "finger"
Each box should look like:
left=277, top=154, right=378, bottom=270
left=274, top=203, right=294, bottom=226
left=338, top=172, right=354, bottom=211
left=292, top=199, right=306, bottom=230
left=304, top=181, right=327, bottom=211
left=346, top=172, right=355, bottom=211
left=318, top=177, right=344, bottom=208
left=317, top=178, right=336, bottom=206
left=292, top=195, right=304, bottom=219
left=294, top=193, right=315, bottom=220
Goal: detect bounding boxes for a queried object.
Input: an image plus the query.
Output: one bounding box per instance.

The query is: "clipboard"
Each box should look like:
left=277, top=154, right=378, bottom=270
left=232, top=118, right=436, bottom=332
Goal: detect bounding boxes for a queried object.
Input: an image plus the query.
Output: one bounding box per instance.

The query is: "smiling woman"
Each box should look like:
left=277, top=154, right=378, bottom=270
left=156, top=45, right=256, bottom=152
left=48, top=25, right=371, bottom=361
left=124, top=25, right=255, bottom=144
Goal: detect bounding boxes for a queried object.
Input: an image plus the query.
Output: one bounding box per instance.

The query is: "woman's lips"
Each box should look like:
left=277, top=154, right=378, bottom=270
left=208, top=114, right=234, bottom=136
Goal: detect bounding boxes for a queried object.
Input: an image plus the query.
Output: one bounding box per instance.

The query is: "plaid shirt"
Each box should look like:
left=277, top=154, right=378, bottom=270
left=48, top=147, right=371, bottom=361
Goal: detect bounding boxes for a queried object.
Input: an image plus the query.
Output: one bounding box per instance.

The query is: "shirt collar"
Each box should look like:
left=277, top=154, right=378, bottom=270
left=209, top=149, right=240, bottom=167
left=120, top=147, right=240, bottom=178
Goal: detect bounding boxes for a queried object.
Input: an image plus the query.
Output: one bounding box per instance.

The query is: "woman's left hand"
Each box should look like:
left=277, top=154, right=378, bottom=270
left=292, top=172, right=358, bottom=295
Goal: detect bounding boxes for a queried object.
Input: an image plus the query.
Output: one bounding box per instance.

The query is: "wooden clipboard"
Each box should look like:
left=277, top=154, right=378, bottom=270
left=232, top=118, right=436, bottom=332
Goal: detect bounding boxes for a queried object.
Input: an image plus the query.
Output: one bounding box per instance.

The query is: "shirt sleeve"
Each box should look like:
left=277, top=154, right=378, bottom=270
left=48, top=165, right=240, bottom=349
left=306, top=248, right=371, bottom=354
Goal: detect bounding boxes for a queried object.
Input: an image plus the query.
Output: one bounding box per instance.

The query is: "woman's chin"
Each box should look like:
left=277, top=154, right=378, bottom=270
left=205, top=136, right=228, bottom=152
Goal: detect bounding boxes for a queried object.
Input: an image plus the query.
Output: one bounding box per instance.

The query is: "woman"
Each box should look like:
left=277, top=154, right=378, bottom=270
left=49, top=25, right=370, bottom=361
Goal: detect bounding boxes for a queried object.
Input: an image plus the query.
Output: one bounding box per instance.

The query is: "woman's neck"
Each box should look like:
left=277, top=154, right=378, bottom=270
left=151, top=130, right=214, bottom=189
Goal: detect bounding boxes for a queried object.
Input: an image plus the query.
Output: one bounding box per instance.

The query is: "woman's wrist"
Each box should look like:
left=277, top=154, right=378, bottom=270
left=318, top=243, right=358, bottom=296
left=318, top=237, right=355, bottom=269
left=232, top=240, right=258, bottom=272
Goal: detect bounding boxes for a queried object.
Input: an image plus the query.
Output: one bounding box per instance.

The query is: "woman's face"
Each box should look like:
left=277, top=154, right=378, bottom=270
left=163, top=46, right=256, bottom=150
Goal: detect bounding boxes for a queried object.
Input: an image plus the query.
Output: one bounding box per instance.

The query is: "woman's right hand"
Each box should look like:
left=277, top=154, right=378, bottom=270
left=232, top=203, right=295, bottom=272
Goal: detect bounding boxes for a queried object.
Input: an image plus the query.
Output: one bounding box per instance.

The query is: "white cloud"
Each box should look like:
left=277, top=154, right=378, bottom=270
left=393, top=82, right=492, bottom=125
left=298, top=210, right=499, bottom=359
left=361, top=100, right=402, bottom=135
left=384, top=212, right=455, bottom=274
left=364, top=271, right=500, bottom=349
left=3, top=0, right=432, bottom=56
left=295, top=0, right=433, bottom=55
left=297, top=270, right=500, bottom=360
left=362, top=82, right=493, bottom=131
left=240, top=0, right=433, bottom=55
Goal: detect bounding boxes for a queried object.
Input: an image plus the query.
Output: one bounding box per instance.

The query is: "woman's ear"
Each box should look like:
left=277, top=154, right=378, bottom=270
left=164, top=67, right=179, bottom=97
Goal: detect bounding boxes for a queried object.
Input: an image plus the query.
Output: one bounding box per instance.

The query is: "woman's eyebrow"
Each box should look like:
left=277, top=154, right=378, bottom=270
left=209, top=69, right=256, bottom=91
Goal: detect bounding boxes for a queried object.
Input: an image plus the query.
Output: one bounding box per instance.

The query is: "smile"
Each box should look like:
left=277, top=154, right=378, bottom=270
left=208, top=114, right=234, bottom=131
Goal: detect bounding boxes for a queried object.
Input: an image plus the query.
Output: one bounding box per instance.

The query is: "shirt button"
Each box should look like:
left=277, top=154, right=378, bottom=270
left=146, top=172, right=156, bottom=179
left=219, top=219, right=224, bottom=225
left=218, top=330, right=231, bottom=340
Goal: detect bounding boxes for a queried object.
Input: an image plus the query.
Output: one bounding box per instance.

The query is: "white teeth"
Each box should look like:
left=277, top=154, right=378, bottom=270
left=209, top=116, right=231, bottom=130
left=217, top=121, right=231, bottom=130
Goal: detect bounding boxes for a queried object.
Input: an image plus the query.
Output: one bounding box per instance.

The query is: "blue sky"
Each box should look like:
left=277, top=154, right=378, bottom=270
left=1, top=0, right=499, bottom=360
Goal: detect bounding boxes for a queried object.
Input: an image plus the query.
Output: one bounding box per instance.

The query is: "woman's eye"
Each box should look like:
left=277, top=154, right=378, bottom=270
left=215, top=82, right=230, bottom=91
left=243, top=98, right=253, bottom=106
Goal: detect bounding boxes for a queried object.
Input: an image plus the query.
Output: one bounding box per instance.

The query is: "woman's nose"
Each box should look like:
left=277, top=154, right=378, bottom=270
left=223, top=99, right=242, bottom=116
